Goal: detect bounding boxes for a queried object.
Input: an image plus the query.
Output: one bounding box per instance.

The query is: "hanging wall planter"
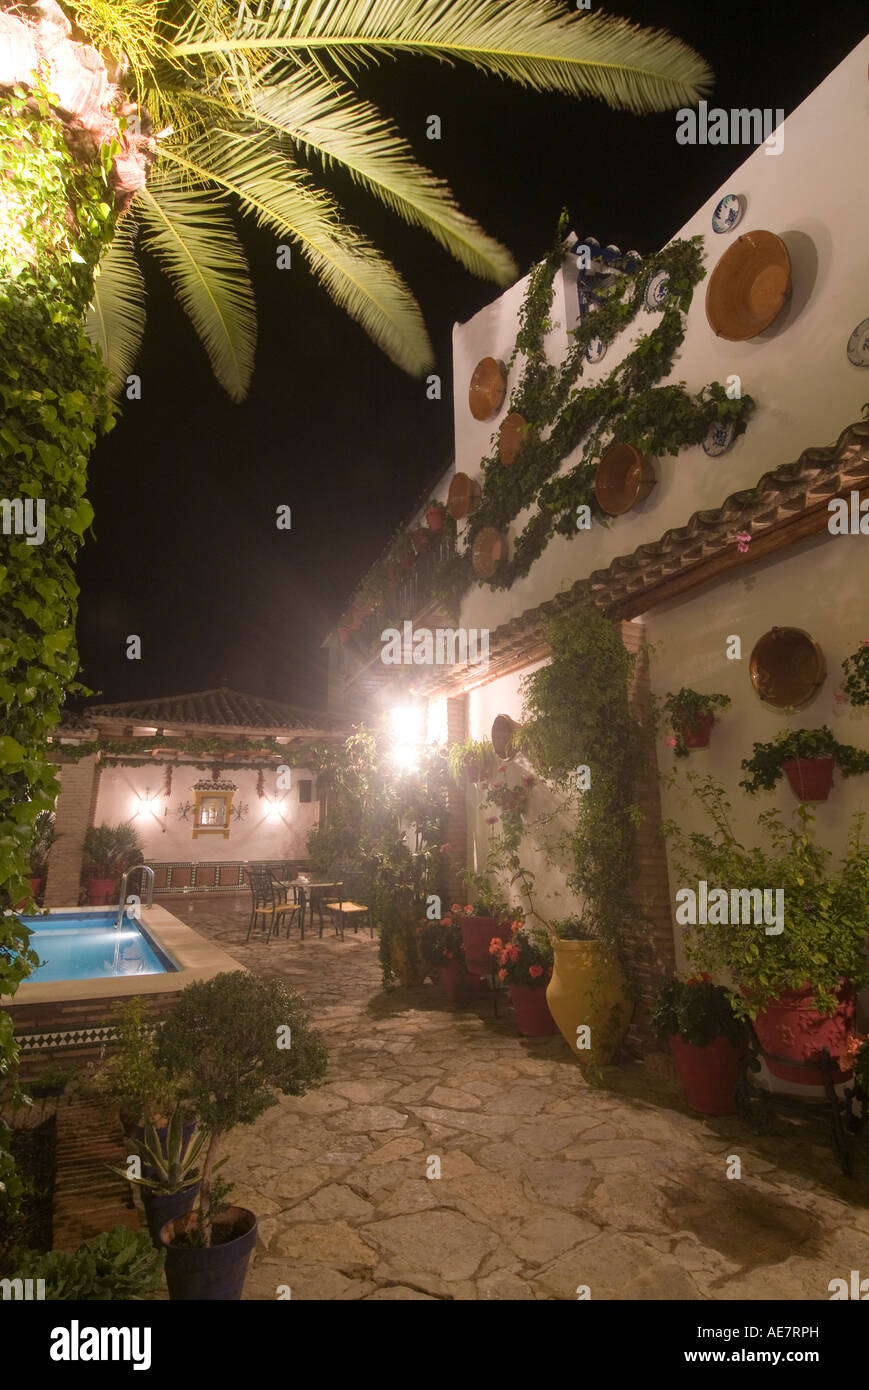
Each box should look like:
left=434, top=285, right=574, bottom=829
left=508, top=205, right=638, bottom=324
left=594, top=443, right=656, bottom=516
left=425, top=503, right=445, bottom=532
left=468, top=356, right=507, bottom=420
left=498, top=412, right=532, bottom=466
left=447, top=472, right=482, bottom=520
left=705, top=230, right=791, bottom=340
left=749, top=626, right=826, bottom=707
left=472, top=527, right=507, bottom=579
left=491, top=714, right=520, bottom=760
left=781, top=756, right=835, bottom=802
left=410, top=527, right=430, bottom=556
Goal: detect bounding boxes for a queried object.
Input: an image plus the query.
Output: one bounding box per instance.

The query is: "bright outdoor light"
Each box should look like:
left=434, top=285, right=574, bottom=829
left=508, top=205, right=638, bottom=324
left=265, top=799, right=283, bottom=821
left=389, top=704, right=425, bottom=770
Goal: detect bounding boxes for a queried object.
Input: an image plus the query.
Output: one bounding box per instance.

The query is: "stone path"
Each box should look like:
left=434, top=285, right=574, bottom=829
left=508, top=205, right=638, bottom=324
left=164, top=895, right=869, bottom=1300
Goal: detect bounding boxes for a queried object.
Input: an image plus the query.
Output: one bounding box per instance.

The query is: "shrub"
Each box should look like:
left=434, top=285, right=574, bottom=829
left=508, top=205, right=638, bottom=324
left=8, top=1228, right=163, bottom=1299
left=490, top=921, right=553, bottom=987
left=651, top=975, right=746, bottom=1047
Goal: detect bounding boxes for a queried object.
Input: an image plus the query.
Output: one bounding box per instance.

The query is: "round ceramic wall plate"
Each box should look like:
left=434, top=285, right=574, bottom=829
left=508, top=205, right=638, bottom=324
left=847, top=318, right=869, bottom=367
left=644, top=270, right=670, bottom=310
left=702, top=421, right=736, bottom=457
left=712, top=193, right=744, bottom=234
left=586, top=337, right=607, bottom=365
left=749, top=626, right=826, bottom=708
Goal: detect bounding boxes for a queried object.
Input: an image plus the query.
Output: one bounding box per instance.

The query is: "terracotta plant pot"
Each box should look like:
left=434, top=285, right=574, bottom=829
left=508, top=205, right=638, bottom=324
left=472, top=527, right=507, bottom=579
left=668, top=1034, right=747, bottom=1116
left=676, top=712, right=715, bottom=749
left=447, top=472, right=482, bottom=520
left=425, top=506, right=444, bottom=532
left=468, top=356, right=507, bottom=421
left=491, top=713, right=520, bottom=760
left=440, top=958, right=476, bottom=1007
left=749, top=983, right=855, bottom=1086
left=161, top=1206, right=257, bottom=1301
left=705, top=230, right=791, bottom=341
left=86, top=876, right=119, bottom=905
left=29, top=876, right=42, bottom=900
left=782, top=756, right=835, bottom=802
left=498, top=412, right=531, bottom=466
left=594, top=444, right=656, bottom=516
left=460, top=916, right=505, bottom=977
left=509, top=984, right=557, bottom=1037
left=546, top=939, right=634, bottom=1065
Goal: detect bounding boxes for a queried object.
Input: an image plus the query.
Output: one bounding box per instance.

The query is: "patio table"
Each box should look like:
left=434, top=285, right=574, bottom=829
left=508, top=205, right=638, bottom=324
left=276, top=880, right=342, bottom=936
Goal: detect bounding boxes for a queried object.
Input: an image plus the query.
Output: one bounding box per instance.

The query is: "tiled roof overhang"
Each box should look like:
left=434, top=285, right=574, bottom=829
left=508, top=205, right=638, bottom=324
left=80, top=686, right=351, bottom=738
left=406, top=419, right=869, bottom=699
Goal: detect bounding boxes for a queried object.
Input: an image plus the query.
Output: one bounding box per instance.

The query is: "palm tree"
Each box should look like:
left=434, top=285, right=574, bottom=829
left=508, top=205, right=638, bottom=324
left=44, top=0, right=711, bottom=399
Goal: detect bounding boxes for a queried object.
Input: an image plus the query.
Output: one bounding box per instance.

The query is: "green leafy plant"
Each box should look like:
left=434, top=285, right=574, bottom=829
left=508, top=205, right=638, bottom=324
left=739, top=727, right=869, bottom=794
left=155, top=972, right=327, bottom=1246
left=663, top=774, right=869, bottom=1016
left=90, top=997, right=176, bottom=1129
left=447, top=738, right=498, bottom=785
left=459, top=871, right=512, bottom=920
left=663, top=688, right=730, bottom=758
left=841, top=639, right=869, bottom=707
left=419, top=911, right=466, bottom=969
left=549, top=915, right=598, bottom=942
left=490, top=920, right=553, bottom=987
left=27, top=813, right=57, bottom=879
left=109, top=1105, right=206, bottom=1196
left=650, top=974, right=746, bottom=1047
left=7, top=1227, right=163, bottom=1300
left=26, top=1062, right=77, bottom=1100
left=81, top=823, right=145, bottom=879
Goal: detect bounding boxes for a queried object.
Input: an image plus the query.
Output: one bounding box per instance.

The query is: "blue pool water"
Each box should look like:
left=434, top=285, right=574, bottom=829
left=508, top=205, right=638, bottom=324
left=17, top=912, right=177, bottom=984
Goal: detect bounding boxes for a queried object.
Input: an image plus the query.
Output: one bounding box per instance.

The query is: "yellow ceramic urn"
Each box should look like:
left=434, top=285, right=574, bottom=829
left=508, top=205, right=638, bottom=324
left=546, top=939, right=634, bottom=1065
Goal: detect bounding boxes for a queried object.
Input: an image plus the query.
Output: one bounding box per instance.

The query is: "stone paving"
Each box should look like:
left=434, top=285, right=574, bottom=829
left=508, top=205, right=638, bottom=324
left=164, top=895, right=869, bottom=1301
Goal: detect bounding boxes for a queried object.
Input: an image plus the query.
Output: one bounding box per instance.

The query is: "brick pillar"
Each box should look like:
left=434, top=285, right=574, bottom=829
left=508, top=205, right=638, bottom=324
left=444, top=694, right=469, bottom=906
left=43, top=756, right=100, bottom=907
left=620, top=620, right=676, bottom=1054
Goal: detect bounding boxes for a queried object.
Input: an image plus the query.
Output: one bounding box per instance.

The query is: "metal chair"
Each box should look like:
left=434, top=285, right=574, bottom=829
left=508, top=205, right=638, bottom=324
left=324, top=867, right=373, bottom=941
left=243, top=866, right=302, bottom=943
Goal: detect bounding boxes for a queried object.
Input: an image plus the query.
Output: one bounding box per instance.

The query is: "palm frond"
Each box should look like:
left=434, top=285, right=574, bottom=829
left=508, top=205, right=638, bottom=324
left=250, top=70, right=516, bottom=285
left=135, top=176, right=257, bottom=402
left=172, top=0, right=713, bottom=114
left=160, top=132, right=434, bottom=376
left=84, top=217, right=147, bottom=397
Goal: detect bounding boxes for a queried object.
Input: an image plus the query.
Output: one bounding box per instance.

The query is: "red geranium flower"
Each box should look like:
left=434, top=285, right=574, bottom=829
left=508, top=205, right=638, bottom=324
left=489, top=938, right=503, bottom=954
left=529, top=964, right=543, bottom=979
left=497, top=968, right=507, bottom=981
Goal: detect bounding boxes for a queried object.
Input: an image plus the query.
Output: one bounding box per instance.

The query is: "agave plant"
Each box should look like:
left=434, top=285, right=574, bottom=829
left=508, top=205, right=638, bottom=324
left=109, top=1105, right=207, bottom=1195
left=5, top=0, right=713, bottom=397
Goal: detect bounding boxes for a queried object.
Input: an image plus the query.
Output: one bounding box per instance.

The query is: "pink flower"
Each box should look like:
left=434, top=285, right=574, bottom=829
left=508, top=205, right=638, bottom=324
left=736, top=531, right=751, bottom=553
left=444, top=950, right=452, bottom=960
left=861, top=640, right=869, bottom=649
left=508, top=946, right=520, bottom=962
left=464, top=904, right=474, bottom=914
left=510, top=920, right=522, bottom=934
left=834, top=691, right=847, bottom=704
left=529, top=964, right=543, bottom=979
left=497, top=969, right=507, bottom=981
left=440, top=916, right=452, bottom=925
left=666, top=736, right=677, bottom=747
left=489, top=938, right=503, bottom=955
left=451, top=903, right=461, bottom=912
left=485, top=815, right=499, bottom=825
left=498, top=764, right=508, bottom=772
left=522, top=775, right=536, bottom=787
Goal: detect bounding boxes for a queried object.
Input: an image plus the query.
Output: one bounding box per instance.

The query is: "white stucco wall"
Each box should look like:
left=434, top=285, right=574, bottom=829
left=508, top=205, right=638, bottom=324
left=93, top=763, right=319, bottom=862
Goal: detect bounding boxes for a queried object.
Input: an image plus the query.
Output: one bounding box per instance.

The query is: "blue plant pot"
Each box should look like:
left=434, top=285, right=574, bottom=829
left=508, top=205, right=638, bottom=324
left=142, top=1182, right=200, bottom=1248
left=161, top=1207, right=258, bottom=1301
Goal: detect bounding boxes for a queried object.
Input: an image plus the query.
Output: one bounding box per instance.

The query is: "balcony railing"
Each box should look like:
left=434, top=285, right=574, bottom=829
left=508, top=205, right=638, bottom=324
left=393, top=530, right=455, bottom=621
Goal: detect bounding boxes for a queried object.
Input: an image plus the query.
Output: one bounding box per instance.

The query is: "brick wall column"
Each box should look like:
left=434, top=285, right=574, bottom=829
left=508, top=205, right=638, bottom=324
left=43, top=756, right=100, bottom=907
left=444, top=694, right=469, bottom=906
left=620, top=619, right=676, bottom=1053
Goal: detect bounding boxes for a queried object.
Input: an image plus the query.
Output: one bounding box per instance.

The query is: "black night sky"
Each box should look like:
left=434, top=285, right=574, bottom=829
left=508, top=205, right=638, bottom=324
left=74, top=0, right=869, bottom=714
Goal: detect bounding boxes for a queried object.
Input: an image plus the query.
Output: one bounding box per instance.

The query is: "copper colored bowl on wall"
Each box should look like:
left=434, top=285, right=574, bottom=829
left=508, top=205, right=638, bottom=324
left=491, top=714, right=520, bottom=760
left=472, top=527, right=507, bottom=579
left=447, top=472, right=482, bottom=520
left=705, top=230, right=791, bottom=341
left=469, top=356, right=507, bottom=421
left=498, top=412, right=531, bottom=466
left=594, top=444, right=656, bottom=517
left=749, top=627, right=826, bottom=708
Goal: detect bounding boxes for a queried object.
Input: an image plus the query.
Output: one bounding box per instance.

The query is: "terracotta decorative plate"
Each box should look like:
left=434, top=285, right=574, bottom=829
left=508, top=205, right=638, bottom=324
left=472, top=527, right=507, bottom=579
left=749, top=627, right=826, bottom=708
left=594, top=444, right=656, bottom=517
left=469, top=356, right=507, bottom=421
left=705, top=230, right=791, bottom=340
left=498, top=412, right=531, bottom=466
left=491, top=714, right=520, bottom=760
left=447, top=472, right=482, bottom=520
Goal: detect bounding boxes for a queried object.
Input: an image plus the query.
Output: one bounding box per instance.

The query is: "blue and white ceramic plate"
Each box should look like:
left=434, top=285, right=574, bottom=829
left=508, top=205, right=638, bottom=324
left=585, top=337, right=607, bottom=365
left=702, top=420, right=736, bottom=457
left=847, top=318, right=869, bottom=367
left=644, top=270, right=670, bottom=309
left=712, top=193, right=744, bottom=234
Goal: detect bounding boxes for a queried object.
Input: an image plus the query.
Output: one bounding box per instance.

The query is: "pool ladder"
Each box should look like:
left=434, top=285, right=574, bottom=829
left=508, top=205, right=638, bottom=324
left=115, top=865, right=155, bottom=928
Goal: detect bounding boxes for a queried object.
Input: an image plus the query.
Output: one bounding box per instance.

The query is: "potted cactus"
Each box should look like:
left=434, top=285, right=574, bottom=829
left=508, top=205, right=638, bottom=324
left=110, top=1105, right=205, bottom=1248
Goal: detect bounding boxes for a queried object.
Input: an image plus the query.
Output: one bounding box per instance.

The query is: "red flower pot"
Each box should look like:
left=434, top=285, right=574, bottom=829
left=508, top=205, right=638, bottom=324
left=86, top=876, right=119, bottom=905
left=668, top=1034, right=747, bottom=1115
left=676, top=712, right=715, bottom=749
left=410, top=528, right=430, bottom=556
left=29, top=876, right=42, bottom=899
left=440, top=958, right=476, bottom=1007
left=425, top=507, right=444, bottom=532
left=509, top=984, right=557, bottom=1037
left=749, top=982, right=855, bottom=1086
left=460, top=916, right=504, bottom=976
left=782, top=756, right=834, bottom=802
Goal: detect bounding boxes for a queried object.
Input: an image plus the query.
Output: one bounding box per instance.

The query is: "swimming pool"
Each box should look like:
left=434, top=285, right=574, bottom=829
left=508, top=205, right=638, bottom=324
left=17, top=911, right=178, bottom=984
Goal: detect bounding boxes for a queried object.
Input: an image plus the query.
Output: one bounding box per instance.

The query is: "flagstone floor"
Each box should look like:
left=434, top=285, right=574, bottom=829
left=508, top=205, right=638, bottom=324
left=164, top=895, right=869, bottom=1301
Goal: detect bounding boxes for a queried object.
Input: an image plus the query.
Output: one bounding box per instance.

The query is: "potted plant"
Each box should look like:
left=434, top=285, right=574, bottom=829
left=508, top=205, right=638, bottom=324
left=457, top=874, right=512, bottom=977
left=425, top=499, right=446, bottom=532
left=491, top=920, right=557, bottom=1036
left=841, top=638, right=869, bottom=705
left=544, top=916, right=633, bottom=1065
left=110, top=1105, right=206, bottom=1248
left=420, top=909, right=475, bottom=1006
left=662, top=688, right=730, bottom=757
left=740, top=726, right=869, bottom=801
left=28, top=810, right=56, bottom=900
left=650, top=975, right=747, bottom=1115
left=81, top=823, right=144, bottom=904
left=90, top=997, right=178, bottom=1138
left=446, top=738, right=498, bottom=786
left=378, top=887, right=428, bottom=987
left=663, top=776, right=869, bottom=1087
left=410, top=526, right=430, bottom=556
left=154, top=971, right=327, bottom=1300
